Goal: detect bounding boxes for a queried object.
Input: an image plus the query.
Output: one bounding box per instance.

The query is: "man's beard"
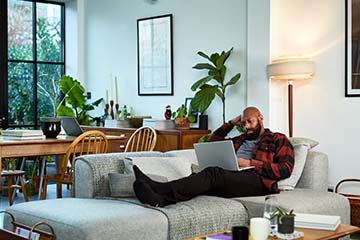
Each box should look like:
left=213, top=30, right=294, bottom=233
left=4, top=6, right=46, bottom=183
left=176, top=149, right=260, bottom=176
left=244, top=123, right=262, bottom=140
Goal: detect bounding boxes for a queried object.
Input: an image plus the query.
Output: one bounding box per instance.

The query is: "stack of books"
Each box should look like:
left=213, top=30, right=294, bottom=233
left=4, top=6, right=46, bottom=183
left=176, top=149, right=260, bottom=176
left=2, top=129, right=45, bottom=140
left=295, top=213, right=341, bottom=230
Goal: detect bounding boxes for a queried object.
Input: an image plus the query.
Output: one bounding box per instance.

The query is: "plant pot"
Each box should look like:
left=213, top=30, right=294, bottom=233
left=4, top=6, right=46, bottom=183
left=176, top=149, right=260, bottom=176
left=174, top=117, right=190, bottom=130
left=40, top=117, right=61, bottom=138
left=277, top=216, right=294, bottom=234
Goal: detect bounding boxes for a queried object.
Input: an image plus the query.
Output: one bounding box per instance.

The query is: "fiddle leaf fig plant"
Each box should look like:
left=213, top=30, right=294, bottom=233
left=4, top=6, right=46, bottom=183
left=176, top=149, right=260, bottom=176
left=191, top=47, right=241, bottom=123
left=57, top=75, right=103, bottom=125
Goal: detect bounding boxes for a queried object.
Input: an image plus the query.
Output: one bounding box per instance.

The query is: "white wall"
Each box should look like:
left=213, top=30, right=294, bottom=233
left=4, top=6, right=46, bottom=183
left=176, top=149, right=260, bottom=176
left=270, top=0, right=360, bottom=189
left=81, top=0, right=250, bottom=131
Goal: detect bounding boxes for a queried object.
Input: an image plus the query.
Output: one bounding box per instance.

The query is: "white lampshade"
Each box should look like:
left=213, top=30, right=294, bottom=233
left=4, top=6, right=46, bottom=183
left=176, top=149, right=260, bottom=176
left=267, top=58, right=315, bottom=80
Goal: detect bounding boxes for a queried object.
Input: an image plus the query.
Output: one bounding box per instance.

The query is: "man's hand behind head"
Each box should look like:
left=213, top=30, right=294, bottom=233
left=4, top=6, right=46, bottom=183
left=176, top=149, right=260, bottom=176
left=230, top=115, right=242, bottom=126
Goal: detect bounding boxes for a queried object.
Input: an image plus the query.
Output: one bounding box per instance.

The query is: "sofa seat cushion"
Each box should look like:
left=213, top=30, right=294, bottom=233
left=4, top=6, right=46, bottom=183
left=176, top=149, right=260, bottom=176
left=4, top=198, right=168, bottom=240
left=234, top=188, right=351, bottom=224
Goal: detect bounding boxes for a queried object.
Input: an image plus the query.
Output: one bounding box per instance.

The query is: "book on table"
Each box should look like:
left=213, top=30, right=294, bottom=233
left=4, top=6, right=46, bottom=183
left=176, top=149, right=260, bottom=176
left=2, top=135, right=46, bottom=140
left=294, top=213, right=341, bottom=230
left=2, top=129, right=44, bottom=137
left=205, top=232, right=232, bottom=240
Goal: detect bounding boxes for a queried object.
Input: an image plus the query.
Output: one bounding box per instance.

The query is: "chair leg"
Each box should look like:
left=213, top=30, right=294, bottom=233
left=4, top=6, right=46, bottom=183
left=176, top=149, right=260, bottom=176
left=57, top=183, right=62, bottom=198
left=41, top=179, right=48, bottom=200
left=18, top=176, right=28, bottom=202
left=7, top=176, right=13, bottom=206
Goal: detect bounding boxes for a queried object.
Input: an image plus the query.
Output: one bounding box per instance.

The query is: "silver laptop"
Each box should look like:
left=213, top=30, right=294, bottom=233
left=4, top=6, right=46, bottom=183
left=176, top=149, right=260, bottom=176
left=61, top=117, right=84, bottom=137
left=194, top=140, right=254, bottom=171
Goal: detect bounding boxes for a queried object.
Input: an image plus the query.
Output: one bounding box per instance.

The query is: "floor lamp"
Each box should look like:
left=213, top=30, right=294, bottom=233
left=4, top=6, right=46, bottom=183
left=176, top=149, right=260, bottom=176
left=267, top=58, right=315, bottom=137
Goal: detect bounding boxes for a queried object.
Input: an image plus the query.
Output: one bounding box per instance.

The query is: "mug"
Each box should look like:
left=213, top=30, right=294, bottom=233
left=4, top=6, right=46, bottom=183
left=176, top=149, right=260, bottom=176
left=232, top=226, right=249, bottom=240
left=250, top=217, right=270, bottom=240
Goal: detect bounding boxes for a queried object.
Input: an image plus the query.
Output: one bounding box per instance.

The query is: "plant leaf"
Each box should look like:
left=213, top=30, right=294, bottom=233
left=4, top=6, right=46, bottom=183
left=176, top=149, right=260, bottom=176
left=56, top=105, right=75, bottom=117
left=193, top=63, right=216, bottom=71
left=191, top=76, right=213, bottom=91
left=58, top=75, right=86, bottom=109
left=191, top=85, right=218, bottom=113
left=210, top=53, right=220, bottom=65
left=223, top=47, right=234, bottom=64
left=225, top=73, right=241, bottom=87
left=197, top=51, right=211, bottom=61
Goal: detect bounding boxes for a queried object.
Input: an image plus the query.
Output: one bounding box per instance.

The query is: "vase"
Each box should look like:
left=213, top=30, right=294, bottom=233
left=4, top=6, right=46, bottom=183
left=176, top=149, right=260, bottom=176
left=40, top=117, right=61, bottom=138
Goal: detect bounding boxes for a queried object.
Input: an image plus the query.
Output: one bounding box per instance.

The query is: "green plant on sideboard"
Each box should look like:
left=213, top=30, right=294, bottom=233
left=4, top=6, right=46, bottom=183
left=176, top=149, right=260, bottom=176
left=57, top=75, right=103, bottom=125
left=191, top=47, right=241, bottom=123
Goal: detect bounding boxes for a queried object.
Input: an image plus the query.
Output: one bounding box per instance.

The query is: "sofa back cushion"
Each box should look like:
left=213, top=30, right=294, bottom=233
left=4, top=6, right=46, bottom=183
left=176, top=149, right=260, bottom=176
left=126, top=156, right=192, bottom=181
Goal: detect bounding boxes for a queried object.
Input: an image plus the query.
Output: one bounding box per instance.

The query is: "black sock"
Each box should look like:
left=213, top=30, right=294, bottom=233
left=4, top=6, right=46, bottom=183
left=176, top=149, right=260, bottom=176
left=133, top=165, right=170, bottom=194
left=133, top=179, right=168, bottom=207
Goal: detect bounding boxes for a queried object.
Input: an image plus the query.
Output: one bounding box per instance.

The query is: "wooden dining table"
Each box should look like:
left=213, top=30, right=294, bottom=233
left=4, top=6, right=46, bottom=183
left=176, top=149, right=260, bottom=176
left=0, top=134, right=125, bottom=200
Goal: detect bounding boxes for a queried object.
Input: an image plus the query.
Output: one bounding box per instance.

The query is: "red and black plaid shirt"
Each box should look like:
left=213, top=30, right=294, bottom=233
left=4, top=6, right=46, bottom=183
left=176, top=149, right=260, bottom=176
left=208, top=123, right=294, bottom=193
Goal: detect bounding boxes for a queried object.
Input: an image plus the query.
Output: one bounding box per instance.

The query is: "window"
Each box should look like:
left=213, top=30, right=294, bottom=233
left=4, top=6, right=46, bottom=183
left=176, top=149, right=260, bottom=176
left=2, top=0, right=65, bottom=128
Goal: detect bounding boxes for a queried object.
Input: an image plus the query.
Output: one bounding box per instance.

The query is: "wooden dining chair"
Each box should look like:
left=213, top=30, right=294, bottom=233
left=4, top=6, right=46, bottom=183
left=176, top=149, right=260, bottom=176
left=0, top=158, right=29, bottom=206
left=124, top=126, right=157, bottom=152
left=40, top=130, right=108, bottom=200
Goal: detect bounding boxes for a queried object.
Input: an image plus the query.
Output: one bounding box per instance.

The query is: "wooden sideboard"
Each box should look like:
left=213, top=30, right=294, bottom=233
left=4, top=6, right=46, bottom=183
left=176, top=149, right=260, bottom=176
left=81, top=126, right=211, bottom=153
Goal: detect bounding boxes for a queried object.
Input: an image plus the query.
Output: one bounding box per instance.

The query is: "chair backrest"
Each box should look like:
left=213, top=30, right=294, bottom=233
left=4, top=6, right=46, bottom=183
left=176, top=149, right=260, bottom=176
left=124, top=126, right=157, bottom=152
left=61, top=130, right=108, bottom=179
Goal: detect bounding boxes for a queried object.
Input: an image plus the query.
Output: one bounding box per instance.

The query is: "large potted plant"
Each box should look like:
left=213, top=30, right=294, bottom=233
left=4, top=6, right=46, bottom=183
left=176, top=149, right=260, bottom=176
left=57, top=75, right=103, bottom=125
left=191, top=47, right=241, bottom=123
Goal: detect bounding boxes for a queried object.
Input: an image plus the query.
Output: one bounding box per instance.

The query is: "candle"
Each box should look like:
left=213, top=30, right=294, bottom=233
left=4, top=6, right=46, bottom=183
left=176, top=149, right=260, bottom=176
left=115, top=76, right=119, bottom=104
left=106, top=89, right=109, bottom=104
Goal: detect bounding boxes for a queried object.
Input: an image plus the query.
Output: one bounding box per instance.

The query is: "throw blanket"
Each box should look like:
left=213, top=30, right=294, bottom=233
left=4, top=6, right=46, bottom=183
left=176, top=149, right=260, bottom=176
left=100, top=196, right=248, bottom=240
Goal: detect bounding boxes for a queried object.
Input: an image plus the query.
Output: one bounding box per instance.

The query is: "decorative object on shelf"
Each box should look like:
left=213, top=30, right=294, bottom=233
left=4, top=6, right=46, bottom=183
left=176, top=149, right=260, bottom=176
left=185, top=97, right=200, bottom=129
left=270, top=207, right=296, bottom=234
left=110, top=100, right=115, bottom=119
left=57, top=75, right=103, bottom=125
left=172, top=104, right=190, bottom=130
left=267, top=58, right=315, bottom=137
left=40, top=117, right=61, bottom=138
left=346, top=0, right=360, bottom=96
left=128, top=116, right=152, bottom=128
left=137, top=14, right=173, bottom=95
left=164, top=105, right=172, bottom=120
left=191, top=47, right=241, bottom=123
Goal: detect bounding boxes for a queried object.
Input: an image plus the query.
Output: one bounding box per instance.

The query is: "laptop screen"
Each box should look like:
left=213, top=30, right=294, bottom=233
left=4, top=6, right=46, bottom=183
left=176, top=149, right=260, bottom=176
left=60, top=117, right=84, bottom=136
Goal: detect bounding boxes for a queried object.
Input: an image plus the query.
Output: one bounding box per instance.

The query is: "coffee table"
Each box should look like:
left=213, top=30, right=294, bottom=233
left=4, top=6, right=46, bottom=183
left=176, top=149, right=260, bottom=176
left=189, top=224, right=360, bottom=240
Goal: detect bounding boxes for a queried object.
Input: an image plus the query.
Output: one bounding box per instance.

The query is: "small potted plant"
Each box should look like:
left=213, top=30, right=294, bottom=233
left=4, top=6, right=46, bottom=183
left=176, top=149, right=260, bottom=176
left=270, top=207, right=296, bottom=234
left=172, top=104, right=190, bottom=130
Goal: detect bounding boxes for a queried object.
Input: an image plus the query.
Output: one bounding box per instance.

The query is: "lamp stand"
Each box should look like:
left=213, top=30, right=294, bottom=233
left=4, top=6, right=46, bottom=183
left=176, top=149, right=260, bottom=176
left=288, top=80, right=293, bottom=137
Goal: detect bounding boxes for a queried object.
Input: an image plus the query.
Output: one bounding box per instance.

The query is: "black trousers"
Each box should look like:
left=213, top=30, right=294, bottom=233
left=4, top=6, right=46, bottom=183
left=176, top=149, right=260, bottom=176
left=161, top=167, right=266, bottom=203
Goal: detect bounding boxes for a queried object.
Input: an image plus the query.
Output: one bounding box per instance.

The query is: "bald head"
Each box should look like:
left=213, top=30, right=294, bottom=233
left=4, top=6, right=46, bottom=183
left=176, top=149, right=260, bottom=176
left=242, top=107, right=262, bottom=118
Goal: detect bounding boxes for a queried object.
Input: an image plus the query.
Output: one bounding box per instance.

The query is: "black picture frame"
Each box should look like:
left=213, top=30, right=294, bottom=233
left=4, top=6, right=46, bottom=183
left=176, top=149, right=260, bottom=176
left=137, top=14, right=173, bottom=96
left=185, top=97, right=200, bottom=129
left=346, top=0, right=360, bottom=97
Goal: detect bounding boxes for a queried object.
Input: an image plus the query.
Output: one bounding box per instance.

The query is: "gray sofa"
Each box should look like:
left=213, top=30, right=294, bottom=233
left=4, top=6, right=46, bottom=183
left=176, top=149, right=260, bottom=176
left=3, top=149, right=350, bottom=240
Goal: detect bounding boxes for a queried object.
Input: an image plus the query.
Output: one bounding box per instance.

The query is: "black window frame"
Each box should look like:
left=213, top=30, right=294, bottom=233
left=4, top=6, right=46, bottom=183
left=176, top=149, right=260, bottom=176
left=1, top=0, right=66, bottom=129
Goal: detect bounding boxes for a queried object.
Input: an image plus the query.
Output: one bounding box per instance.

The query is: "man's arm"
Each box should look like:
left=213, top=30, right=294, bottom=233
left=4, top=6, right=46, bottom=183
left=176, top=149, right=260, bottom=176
left=207, top=122, right=234, bottom=141
left=208, top=115, right=242, bottom=141
left=249, top=135, right=294, bottom=180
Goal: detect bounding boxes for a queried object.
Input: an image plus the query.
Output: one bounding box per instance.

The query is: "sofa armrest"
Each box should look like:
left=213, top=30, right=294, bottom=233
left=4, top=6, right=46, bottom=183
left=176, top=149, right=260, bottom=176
left=296, top=151, right=328, bottom=191
left=74, top=151, right=164, bottom=198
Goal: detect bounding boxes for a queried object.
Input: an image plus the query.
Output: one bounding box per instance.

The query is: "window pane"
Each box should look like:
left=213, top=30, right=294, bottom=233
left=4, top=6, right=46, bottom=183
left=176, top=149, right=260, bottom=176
left=8, top=62, right=34, bottom=125
left=37, top=64, right=61, bottom=120
left=8, top=0, right=33, bottom=61
left=37, top=3, right=62, bottom=62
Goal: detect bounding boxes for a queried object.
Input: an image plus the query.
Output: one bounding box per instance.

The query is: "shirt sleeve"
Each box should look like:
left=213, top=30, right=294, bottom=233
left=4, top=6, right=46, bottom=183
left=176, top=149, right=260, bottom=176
left=250, top=135, right=294, bottom=181
left=208, top=122, right=234, bottom=141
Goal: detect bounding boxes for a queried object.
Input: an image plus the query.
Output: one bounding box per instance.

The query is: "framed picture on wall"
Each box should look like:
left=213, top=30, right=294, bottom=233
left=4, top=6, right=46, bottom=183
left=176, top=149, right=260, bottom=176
left=137, top=14, right=173, bottom=96
left=346, top=0, right=360, bottom=96
left=185, top=97, right=200, bottom=129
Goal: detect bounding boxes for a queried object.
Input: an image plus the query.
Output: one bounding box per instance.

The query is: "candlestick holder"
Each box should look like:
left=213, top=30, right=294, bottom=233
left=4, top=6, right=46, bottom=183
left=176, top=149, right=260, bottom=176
left=110, top=100, right=115, bottom=120
left=105, top=103, right=109, bottom=116
left=115, top=103, right=120, bottom=120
